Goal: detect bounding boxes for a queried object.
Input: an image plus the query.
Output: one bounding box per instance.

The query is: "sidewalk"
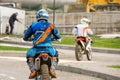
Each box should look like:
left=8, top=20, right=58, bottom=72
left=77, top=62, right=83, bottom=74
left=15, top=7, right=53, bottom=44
left=57, top=59, right=120, bottom=80
left=0, top=36, right=120, bottom=80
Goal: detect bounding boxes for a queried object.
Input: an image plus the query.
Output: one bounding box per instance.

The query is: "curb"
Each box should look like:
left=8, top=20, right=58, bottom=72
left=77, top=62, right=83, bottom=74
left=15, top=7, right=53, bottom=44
left=57, top=65, right=120, bottom=80
left=53, top=44, right=120, bottom=54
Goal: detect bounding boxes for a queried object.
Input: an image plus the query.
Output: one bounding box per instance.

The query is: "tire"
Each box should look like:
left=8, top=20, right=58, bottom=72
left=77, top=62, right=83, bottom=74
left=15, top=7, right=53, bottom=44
left=35, top=72, right=41, bottom=80
left=75, top=43, right=83, bottom=61
left=86, top=47, right=92, bottom=61
left=41, top=64, right=51, bottom=80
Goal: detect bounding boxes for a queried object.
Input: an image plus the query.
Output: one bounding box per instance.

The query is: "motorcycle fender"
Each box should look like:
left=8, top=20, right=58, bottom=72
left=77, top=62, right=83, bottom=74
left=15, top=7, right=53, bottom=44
left=42, top=56, right=49, bottom=61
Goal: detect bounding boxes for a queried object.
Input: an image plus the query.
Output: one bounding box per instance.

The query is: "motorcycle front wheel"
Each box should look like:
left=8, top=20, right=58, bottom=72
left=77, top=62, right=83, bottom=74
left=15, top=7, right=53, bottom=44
left=86, top=47, right=92, bottom=61
left=75, top=43, right=83, bottom=61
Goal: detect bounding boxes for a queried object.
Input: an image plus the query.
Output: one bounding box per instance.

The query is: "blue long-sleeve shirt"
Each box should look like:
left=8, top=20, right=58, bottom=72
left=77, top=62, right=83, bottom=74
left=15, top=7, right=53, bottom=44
left=23, top=20, right=61, bottom=47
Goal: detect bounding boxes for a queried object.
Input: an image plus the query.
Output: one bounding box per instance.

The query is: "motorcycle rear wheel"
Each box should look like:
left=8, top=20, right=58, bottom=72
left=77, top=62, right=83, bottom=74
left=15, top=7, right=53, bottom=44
left=41, top=64, right=51, bottom=80
left=75, top=43, right=83, bottom=61
left=35, top=72, right=41, bottom=80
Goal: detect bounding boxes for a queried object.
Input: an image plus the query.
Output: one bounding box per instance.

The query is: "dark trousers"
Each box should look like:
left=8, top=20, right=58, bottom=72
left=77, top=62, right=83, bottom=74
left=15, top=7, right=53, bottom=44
left=9, top=22, right=14, bottom=34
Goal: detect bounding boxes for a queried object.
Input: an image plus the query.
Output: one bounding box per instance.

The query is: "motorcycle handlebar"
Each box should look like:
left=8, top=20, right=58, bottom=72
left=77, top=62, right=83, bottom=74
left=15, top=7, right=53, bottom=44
left=22, top=37, right=61, bottom=42
left=52, top=38, right=61, bottom=42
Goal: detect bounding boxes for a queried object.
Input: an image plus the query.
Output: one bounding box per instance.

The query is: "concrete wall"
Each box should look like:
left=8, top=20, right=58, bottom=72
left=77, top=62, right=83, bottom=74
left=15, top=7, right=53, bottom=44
left=26, top=12, right=120, bottom=34
left=0, top=6, right=25, bottom=34
left=52, top=12, right=120, bottom=34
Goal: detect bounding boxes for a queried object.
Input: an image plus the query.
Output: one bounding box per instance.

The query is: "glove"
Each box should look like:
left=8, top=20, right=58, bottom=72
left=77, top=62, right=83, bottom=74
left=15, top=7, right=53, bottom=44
left=21, top=38, right=26, bottom=42
left=57, top=39, right=61, bottom=42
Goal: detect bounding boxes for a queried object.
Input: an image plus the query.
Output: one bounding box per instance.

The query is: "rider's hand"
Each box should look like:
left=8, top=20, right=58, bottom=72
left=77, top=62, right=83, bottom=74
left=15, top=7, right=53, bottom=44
left=21, top=38, right=26, bottom=42
left=57, top=39, right=61, bottom=42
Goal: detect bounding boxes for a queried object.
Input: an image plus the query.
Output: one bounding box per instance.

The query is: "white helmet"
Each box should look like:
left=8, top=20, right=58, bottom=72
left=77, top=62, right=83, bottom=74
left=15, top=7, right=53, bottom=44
left=80, top=18, right=91, bottom=24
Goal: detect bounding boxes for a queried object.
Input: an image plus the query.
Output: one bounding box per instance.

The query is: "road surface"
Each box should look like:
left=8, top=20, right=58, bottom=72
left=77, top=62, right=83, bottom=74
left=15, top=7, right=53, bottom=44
left=0, top=47, right=120, bottom=80
left=0, top=56, right=104, bottom=80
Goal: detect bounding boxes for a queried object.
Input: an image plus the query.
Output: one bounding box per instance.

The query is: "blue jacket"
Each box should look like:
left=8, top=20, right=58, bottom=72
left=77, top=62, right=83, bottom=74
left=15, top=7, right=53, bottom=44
left=23, top=20, right=61, bottom=47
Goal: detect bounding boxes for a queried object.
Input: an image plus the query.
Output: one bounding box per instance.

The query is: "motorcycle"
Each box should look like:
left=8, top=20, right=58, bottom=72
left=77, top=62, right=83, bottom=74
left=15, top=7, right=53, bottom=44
left=35, top=52, right=57, bottom=80
left=75, top=37, right=92, bottom=61
left=23, top=28, right=60, bottom=80
left=34, top=38, right=59, bottom=80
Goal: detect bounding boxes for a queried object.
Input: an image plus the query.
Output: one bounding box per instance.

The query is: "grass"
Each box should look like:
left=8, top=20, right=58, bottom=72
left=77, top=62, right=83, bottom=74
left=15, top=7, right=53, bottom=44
left=107, top=65, right=120, bottom=69
left=0, top=34, right=120, bottom=49
left=0, top=46, right=29, bottom=51
left=92, top=37, right=120, bottom=49
left=53, top=36, right=75, bottom=45
left=53, top=35, right=120, bottom=49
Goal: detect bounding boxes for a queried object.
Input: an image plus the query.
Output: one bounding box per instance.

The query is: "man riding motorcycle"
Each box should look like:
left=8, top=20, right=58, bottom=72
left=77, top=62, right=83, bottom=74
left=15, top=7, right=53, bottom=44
left=23, top=9, right=61, bottom=79
left=72, top=18, right=93, bottom=46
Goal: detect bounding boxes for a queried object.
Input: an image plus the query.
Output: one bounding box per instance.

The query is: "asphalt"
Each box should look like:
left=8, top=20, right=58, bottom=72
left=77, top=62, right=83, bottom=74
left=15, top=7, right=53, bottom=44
left=0, top=36, right=120, bottom=80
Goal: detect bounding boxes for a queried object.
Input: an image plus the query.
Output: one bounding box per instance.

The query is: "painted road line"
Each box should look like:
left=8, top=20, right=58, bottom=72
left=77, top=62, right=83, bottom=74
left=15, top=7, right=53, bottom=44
left=0, top=74, right=16, bottom=80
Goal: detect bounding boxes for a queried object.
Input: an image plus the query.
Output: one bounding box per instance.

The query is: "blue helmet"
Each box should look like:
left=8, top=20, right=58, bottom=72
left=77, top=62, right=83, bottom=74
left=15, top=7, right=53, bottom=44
left=36, top=9, right=49, bottom=21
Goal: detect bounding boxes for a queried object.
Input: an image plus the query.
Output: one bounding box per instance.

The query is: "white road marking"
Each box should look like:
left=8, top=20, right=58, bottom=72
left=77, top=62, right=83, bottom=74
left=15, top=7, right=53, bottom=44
left=0, top=56, right=95, bottom=64
left=0, top=43, right=31, bottom=48
left=0, top=56, right=26, bottom=61
left=0, top=74, right=6, bottom=77
left=0, top=73, right=16, bottom=80
left=9, top=76, right=16, bottom=80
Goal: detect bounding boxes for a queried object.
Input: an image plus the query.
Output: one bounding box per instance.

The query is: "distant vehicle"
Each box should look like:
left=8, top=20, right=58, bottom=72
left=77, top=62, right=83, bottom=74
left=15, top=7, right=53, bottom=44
left=1, top=0, right=120, bottom=12
left=63, top=0, right=120, bottom=12
left=82, top=0, right=120, bottom=12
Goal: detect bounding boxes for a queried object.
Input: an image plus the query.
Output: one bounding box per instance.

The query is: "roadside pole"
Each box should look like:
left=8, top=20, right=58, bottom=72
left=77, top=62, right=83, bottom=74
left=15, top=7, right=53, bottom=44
left=53, top=0, right=55, bottom=24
